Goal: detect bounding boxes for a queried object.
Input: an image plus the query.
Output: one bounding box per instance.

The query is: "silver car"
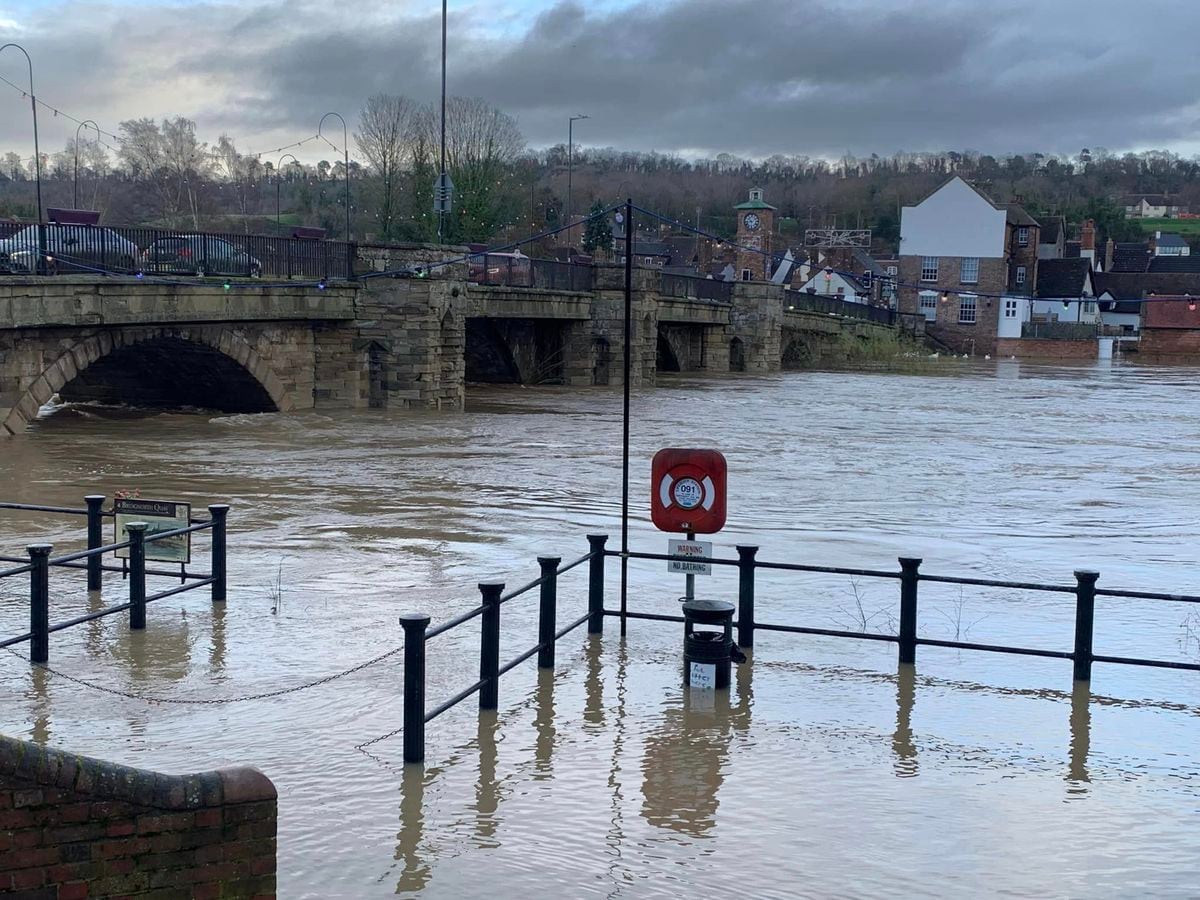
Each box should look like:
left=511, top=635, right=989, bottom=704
left=0, top=224, right=141, bottom=274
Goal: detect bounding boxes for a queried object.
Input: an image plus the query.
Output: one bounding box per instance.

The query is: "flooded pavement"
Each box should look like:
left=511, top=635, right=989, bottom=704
left=2, top=359, right=1199, bottom=897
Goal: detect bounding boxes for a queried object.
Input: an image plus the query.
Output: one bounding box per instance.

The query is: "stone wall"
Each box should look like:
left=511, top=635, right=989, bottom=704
left=0, top=733, right=275, bottom=898
left=1139, top=328, right=1200, bottom=356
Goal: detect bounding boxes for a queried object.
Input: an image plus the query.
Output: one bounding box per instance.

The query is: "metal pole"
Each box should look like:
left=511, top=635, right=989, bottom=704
left=73, top=120, right=98, bottom=210
left=898, top=557, right=921, bottom=664
left=439, top=0, right=447, bottom=243
left=537, top=556, right=560, bottom=669
left=567, top=114, right=588, bottom=249
left=85, top=494, right=105, bottom=591
left=399, top=613, right=430, bottom=765
left=319, top=113, right=350, bottom=240
left=736, top=545, right=758, bottom=649
left=587, top=534, right=607, bottom=634
left=479, top=581, right=503, bottom=710
left=127, top=522, right=147, bottom=630
left=209, top=504, right=229, bottom=603
left=1072, top=570, right=1099, bottom=682
left=1, top=44, right=43, bottom=270
left=27, top=543, right=51, bottom=663
left=620, top=198, right=632, bottom=635
left=685, top=528, right=696, bottom=602
left=276, top=153, right=299, bottom=237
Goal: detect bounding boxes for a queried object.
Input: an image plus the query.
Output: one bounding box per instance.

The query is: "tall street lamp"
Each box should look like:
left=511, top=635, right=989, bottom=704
left=275, top=153, right=299, bottom=235
left=1, top=43, right=43, bottom=265
left=73, top=119, right=99, bottom=210
left=567, top=114, right=589, bottom=249
left=438, top=0, right=448, bottom=243
left=319, top=112, right=351, bottom=241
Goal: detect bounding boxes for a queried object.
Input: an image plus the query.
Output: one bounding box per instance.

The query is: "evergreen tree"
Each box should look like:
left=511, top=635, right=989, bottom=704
left=581, top=200, right=613, bottom=258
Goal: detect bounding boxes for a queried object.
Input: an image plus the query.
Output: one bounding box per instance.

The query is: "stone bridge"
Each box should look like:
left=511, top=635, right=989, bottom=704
left=0, top=257, right=899, bottom=433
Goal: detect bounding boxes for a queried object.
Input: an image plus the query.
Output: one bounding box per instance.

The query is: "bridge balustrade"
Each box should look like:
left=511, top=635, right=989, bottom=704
left=787, top=290, right=895, bottom=325
left=470, top=255, right=594, bottom=292
left=660, top=272, right=733, bottom=303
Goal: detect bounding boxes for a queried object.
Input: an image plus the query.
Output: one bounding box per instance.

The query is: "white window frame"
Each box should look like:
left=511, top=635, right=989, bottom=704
left=958, top=294, right=977, bottom=324
left=1003, top=299, right=1018, bottom=319
left=741, top=268, right=752, bottom=282
left=918, top=290, right=938, bottom=321
left=960, top=257, right=979, bottom=284
left=921, top=256, right=939, bottom=282
left=1016, top=265, right=1027, bottom=286
left=886, top=265, right=898, bottom=276
left=1018, top=226, right=1029, bottom=247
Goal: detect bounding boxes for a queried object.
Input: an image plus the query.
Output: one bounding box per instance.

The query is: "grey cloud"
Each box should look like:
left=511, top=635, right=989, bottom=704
left=1, top=0, right=1199, bottom=161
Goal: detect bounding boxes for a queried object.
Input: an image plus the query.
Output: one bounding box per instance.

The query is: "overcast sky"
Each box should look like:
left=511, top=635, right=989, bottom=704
left=2, top=0, right=1199, bottom=163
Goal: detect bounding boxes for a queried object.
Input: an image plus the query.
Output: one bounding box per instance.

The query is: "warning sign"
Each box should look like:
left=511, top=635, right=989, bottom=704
left=668, top=539, right=712, bottom=576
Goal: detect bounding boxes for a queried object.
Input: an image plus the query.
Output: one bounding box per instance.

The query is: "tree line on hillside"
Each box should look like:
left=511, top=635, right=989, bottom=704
left=3, top=100, right=1198, bottom=252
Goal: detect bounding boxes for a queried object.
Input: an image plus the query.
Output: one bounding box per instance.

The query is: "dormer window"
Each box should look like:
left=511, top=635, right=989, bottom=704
left=749, top=188, right=763, bottom=202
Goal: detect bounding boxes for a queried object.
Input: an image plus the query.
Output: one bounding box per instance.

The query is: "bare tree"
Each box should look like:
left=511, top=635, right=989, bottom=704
left=118, top=117, right=210, bottom=228
left=356, top=94, right=423, bottom=242
left=214, top=135, right=263, bottom=231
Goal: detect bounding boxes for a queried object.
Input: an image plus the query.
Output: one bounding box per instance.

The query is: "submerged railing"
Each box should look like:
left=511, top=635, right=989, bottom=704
left=399, top=534, right=1199, bottom=765
left=0, top=497, right=228, bottom=662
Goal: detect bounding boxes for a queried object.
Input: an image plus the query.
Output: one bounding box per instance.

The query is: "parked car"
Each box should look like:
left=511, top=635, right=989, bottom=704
left=142, top=236, right=262, bottom=277
left=0, top=224, right=140, bottom=274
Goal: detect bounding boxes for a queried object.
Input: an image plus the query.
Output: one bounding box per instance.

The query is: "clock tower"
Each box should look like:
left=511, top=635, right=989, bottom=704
left=734, top=188, right=776, bottom=281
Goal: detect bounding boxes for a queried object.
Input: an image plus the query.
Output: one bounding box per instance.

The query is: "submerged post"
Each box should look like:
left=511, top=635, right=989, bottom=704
left=28, top=543, right=51, bottom=664
left=736, top=545, right=758, bottom=649
left=1072, top=570, right=1099, bottom=682
left=399, top=613, right=430, bottom=765
left=127, top=522, right=147, bottom=630
left=84, top=494, right=105, bottom=591
left=537, top=557, right=561, bottom=669
left=898, top=557, right=922, bottom=664
left=587, top=534, right=607, bottom=634
left=209, top=504, right=229, bottom=603
left=479, top=581, right=503, bottom=711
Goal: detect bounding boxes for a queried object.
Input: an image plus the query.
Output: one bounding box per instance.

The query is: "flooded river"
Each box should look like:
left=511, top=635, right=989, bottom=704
left=2, top=360, right=1199, bottom=897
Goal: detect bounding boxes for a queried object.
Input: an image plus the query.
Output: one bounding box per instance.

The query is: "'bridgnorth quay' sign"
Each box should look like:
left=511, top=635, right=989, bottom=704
left=114, top=498, right=192, bottom=565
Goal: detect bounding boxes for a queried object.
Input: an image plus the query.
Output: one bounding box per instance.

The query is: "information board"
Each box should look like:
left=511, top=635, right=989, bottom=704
left=668, top=539, right=713, bottom=576
left=114, top=498, right=191, bottom=564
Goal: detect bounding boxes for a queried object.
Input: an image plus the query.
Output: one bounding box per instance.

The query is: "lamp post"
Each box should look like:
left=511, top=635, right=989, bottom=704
left=319, top=112, right=351, bottom=240
left=438, top=0, right=448, bottom=243
left=567, top=114, right=589, bottom=249
left=1, top=43, right=43, bottom=268
left=73, top=119, right=99, bottom=210
left=275, top=153, right=299, bottom=235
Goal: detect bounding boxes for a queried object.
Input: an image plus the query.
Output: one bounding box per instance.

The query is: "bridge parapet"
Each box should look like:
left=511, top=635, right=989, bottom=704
left=0, top=277, right=356, bottom=330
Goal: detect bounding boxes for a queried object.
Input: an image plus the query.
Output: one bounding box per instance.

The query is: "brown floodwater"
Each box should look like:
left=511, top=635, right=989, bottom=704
left=2, top=360, right=1199, bottom=898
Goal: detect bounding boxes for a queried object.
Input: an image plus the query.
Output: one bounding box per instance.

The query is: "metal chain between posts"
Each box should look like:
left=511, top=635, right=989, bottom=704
left=1, top=643, right=404, bottom=704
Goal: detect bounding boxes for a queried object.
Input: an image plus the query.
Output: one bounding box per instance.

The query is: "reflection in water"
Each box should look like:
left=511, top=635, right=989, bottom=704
left=532, top=668, right=556, bottom=780
left=640, top=661, right=753, bottom=837
left=893, top=662, right=918, bottom=778
left=583, top=635, right=605, bottom=729
left=1067, top=680, right=1091, bottom=793
left=395, top=765, right=432, bottom=896
left=475, top=710, right=501, bottom=846
left=209, top=602, right=227, bottom=675
left=27, top=664, right=51, bottom=745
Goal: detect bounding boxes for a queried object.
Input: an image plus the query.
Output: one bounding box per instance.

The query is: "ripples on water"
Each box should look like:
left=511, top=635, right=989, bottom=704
left=2, top=360, right=1200, bottom=897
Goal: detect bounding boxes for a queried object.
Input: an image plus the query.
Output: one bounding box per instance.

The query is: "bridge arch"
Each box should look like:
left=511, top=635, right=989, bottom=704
left=3, top=327, right=288, bottom=434
left=656, top=326, right=683, bottom=373
left=781, top=334, right=816, bottom=370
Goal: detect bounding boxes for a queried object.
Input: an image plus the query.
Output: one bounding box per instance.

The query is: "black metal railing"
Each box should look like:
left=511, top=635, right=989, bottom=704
left=469, top=256, right=594, bottom=292
left=0, top=497, right=228, bottom=662
left=787, top=291, right=896, bottom=325
left=396, top=534, right=608, bottom=764
left=611, top=547, right=1200, bottom=678
left=1022, top=321, right=1100, bottom=341
left=0, top=223, right=356, bottom=281
left=660, top=272, right=733, bottom=303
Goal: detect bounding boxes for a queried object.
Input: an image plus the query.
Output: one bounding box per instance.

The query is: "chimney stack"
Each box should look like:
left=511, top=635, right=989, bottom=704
left=1080, top=219, right=1095, bottom=252
left=1104, top=237, right=1115, bottom=272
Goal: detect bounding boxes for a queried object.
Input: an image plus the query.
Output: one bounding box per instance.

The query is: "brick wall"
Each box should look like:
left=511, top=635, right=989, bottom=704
left=1, top=733, right=276, bottom=899
left=1140, top=328, right=1200, bottom=356
left=898, top=256, right=1005, bottom=354
left=995, top=337, right=1098, bottom=359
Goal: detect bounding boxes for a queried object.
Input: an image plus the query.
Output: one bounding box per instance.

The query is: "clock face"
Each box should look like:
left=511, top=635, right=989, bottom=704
left=744, top=213, right=760, bottom=231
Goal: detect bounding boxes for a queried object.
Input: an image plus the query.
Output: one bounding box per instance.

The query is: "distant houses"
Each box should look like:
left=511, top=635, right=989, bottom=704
left=1124, top=195, right=1189, bottom=219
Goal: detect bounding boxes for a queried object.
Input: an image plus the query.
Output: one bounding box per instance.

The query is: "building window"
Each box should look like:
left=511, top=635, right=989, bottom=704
left=741, top=268, right=752, bottom=282
left=1083, top=301, right=1096, bottom=314
left=1016, top=265, right=1027, bottom=286
left=887, top=265, right=898, bottom=276
left=1004, top=299, right=1018, bottom=319
left=960, top=257, right=979, bottom=284
left=918, top=290, right=938, bottom=321
left=959, top=294, right=977, bottom=324
left=1018, top=226, right=1029, bottom=247
left=920, top=256, right=939, bottom=281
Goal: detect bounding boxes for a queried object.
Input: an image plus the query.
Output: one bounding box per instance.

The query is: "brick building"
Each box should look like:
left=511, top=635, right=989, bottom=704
left=898, top=176, right=1039, bottom=354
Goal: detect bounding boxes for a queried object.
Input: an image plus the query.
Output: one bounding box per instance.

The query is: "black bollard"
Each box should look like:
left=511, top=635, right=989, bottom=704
left=898, top=557, right=922, bottom=664
left=84, top=495, right=105, bottom=592
left=537, top=557, right=561, bottom=669
left=479, top=582, right=503, bottom=711
left=127, top=523, right=147, bottom=630
left=587, top=534, right=607, bottom=634
left=399, top=613, right=430, bottom=765
left=208, top=504, right=229, bottom=603
left=27, top=544, right=52, bottom=664
left=736, top=545, right=758, bottom=649
left=1072, top=570, right=1099, bottom=682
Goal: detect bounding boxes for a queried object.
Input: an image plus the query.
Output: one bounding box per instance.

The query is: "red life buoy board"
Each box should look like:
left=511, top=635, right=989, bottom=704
left=651, top=448, right=727, bottom=534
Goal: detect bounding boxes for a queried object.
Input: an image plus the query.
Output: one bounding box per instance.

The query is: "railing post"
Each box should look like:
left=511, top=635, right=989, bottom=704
left=736, top=545, right=758, bottom=649
left=479, top=581, right=503, bottom=711
left=28, top=544, right=52, bottom=664
left=399, top=613, right=430, bottom=765
left=587, top=534, right=608, bottom=634
left=85, top=494, right=105, bottom=591
left=537, top=557, right=561, bottom=669
left=898, top=557, right=922, bottom=664
left=209, top=504, right=229, bottom=603
left=1072, top=570, right=1099, bottom=682
left=127, top=522, right=147, bottom=630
